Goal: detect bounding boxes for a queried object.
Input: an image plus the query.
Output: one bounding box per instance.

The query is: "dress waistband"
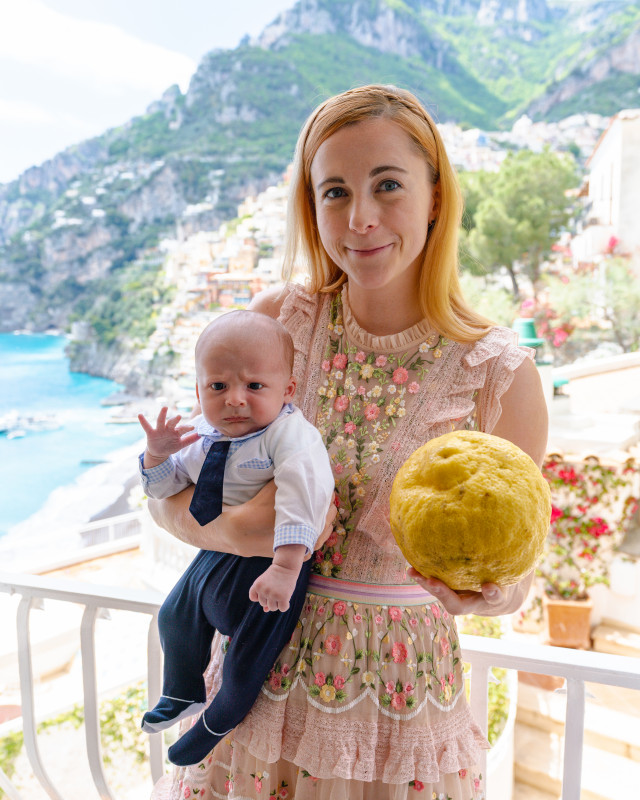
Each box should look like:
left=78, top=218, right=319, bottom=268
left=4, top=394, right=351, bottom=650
left=307, top=575, right=435, bottom=606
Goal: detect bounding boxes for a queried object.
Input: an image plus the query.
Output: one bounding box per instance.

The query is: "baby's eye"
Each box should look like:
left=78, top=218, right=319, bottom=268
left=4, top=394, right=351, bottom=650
left=324, top=187, right=347, bottom=199
left=248, top=382, right=264, bottom=390
left=210, top=382, right=226, bottom=391
left=379, top=179, right=400, bottom=192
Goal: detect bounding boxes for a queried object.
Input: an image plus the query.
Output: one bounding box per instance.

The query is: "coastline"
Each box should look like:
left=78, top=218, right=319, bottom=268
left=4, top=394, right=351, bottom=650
left=0, top=438, right=145, bottom=573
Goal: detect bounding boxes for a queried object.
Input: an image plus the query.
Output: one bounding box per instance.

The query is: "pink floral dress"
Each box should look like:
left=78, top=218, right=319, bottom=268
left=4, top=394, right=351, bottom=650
left=152, top=285, right=532, bottom=800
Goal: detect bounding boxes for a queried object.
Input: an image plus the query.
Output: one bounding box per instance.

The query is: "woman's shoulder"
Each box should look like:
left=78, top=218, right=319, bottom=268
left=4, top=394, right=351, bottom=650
left=247, top=285, right=293, bottom=319
left=249, top=283, right=323, bottom=322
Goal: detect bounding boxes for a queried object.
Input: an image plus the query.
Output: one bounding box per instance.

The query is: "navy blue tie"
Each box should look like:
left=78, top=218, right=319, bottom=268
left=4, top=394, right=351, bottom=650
left=189, top=439, right=231, bottom=526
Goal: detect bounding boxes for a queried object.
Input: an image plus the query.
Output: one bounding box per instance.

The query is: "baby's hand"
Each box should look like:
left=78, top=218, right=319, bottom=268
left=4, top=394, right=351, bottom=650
left=249, top=563, right=299, bottom=613
left=139, top=406, right=201, bottom=468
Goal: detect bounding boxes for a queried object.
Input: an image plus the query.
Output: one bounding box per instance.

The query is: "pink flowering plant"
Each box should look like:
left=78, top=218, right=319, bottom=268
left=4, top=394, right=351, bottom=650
left=535, top=455, right=639, bottom=601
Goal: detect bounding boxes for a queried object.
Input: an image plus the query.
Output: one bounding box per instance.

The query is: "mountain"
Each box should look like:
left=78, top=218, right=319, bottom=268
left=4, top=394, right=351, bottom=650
left=0, top=0, right=638, bottom=347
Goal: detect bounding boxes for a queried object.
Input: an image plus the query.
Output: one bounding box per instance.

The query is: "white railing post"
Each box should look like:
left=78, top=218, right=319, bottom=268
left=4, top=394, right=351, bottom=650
left=468, top=660, right=489, bottom=783
left=147, top=612, right=165, bottom=782
left=16, top=597, right=65, bottom=800
left=562, top=677, right=586, bottom=800
left=80, top=605, right=116, bottom=800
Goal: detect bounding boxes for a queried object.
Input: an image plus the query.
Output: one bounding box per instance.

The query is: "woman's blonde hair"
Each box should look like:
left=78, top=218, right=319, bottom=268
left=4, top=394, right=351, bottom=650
left=282, top=84, right=492, bottom=342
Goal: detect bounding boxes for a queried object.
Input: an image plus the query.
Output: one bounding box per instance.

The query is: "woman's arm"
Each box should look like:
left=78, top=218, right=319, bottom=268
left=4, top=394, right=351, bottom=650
left=148, top=475, right=337, bottom=556
left=147, top=481, right=280, bottom=555
left=410, top=357, right=549, bottom=615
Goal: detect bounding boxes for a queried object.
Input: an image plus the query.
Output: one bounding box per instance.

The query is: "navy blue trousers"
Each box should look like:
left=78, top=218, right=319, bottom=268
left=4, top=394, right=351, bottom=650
left=157, top=548, right=311, bottom=734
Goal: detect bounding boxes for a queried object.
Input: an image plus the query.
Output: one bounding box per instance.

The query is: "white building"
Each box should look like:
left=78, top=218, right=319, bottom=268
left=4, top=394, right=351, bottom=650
left=572, top=109, right=640, bottom=263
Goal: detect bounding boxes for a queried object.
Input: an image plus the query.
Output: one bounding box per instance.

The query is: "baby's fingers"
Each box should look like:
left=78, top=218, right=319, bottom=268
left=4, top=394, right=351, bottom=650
left=178, top=431, right=201, bottom=448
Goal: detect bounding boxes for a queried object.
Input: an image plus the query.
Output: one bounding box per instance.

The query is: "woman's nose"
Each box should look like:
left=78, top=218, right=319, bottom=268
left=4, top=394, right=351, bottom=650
left=349, top=196, right=378, bottom=233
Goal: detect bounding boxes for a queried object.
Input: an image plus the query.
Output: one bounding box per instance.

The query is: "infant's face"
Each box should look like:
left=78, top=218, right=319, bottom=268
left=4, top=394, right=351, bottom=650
left=196, top=332, right=295, bottom=438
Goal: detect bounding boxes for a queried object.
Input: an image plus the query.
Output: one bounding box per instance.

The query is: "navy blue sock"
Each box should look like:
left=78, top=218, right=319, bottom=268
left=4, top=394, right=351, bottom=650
left=167, top=708, right=228, bottom=766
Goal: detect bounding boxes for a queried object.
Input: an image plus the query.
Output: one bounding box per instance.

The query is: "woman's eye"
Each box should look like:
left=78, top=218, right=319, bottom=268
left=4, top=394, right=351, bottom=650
left=211, top=382, right=225, bottom=391
left=379, top=179, right=400, bottom=192
left=324, top=187, right=346, bottom=199
left=248, top=382, right=264, bottom=390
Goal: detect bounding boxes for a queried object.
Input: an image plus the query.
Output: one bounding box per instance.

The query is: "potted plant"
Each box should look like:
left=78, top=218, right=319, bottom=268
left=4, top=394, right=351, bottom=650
left=521, top=454, right=639, bottom=648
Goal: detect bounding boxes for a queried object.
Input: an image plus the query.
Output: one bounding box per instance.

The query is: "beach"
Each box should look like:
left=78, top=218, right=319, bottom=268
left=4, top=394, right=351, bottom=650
left=0, top=437, right=146, bottom=573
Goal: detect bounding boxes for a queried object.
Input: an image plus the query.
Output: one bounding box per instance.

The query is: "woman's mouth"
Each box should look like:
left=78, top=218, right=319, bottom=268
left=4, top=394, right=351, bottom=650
left=347, top=244, right=392, bottom=256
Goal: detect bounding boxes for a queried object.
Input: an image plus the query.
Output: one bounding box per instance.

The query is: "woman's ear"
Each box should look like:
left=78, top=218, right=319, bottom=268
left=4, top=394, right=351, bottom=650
left=429, top=182, right=441, bottom=224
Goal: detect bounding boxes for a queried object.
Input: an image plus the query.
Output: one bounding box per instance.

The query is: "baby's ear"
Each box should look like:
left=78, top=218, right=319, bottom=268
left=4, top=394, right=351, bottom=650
left=195, top=382, right=200, bottom=402
left=284, top=375, right=297, bottom=402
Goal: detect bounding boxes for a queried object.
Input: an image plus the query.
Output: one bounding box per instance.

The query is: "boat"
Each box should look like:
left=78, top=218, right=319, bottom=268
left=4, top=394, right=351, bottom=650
left=0, top=411, right=61, bottom=437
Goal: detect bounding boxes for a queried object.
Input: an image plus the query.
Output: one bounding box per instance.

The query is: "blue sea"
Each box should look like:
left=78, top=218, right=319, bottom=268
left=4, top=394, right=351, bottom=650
left=0, top=333, right=144, bottom=539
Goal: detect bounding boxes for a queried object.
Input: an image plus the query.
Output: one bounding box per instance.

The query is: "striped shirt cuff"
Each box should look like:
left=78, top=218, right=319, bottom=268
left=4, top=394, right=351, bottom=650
left=273, top=524, right=317, bottom=555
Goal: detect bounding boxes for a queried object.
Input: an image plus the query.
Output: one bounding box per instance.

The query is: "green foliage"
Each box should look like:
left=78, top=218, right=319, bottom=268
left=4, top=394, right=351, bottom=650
left=0, top=730, right=24, bottom=789
left=462, top=148, right=579, bottom=293
left=458, top=272, right=520, bottom=326
left=283, top=32, right=501, bottom=129
left=73, top=259, right=173, bottom=347
left=0, top=683, right=148, bottom=798
left=176, top=159, right=214, bottom=204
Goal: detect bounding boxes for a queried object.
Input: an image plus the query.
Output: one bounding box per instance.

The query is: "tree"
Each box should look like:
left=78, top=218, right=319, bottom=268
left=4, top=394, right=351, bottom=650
left=460, top=149, right=579, bottom=298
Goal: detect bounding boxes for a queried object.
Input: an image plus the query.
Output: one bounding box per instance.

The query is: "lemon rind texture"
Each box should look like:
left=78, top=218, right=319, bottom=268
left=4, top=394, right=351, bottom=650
left=390, top=430, right=551, bottom=591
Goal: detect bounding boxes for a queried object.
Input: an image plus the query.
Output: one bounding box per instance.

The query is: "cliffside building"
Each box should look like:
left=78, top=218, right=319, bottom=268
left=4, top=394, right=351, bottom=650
left=572, top=109, right=640, bottom=264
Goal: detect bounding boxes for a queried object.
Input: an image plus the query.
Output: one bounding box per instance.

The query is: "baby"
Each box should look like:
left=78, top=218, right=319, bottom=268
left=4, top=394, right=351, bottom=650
left=138, top=310, right=335, bottom=766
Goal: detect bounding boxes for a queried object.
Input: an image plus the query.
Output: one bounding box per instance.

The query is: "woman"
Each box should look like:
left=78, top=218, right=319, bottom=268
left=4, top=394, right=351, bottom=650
left=150, top=84, right=548, bottom=799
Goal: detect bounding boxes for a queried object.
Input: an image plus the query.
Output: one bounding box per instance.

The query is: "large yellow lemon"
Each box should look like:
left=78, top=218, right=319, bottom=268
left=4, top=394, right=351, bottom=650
left=390, top=430, right=551, bottom=591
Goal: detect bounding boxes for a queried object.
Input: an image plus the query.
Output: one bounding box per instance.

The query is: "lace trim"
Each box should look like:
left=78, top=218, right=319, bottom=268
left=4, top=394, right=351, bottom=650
left=235, top=700, right=488, bottom=783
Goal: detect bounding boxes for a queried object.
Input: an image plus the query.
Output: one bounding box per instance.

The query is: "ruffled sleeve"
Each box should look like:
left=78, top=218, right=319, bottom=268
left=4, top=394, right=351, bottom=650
left=464, top=326, right=535, bottom=434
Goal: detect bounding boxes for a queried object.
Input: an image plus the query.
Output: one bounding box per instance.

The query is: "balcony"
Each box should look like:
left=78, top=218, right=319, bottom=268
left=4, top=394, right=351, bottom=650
left=1, top=541, right=640, bottom=800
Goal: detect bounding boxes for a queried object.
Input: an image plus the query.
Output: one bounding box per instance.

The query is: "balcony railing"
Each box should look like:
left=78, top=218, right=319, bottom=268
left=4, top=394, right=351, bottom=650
left=1, top=569, right=639, bottom=800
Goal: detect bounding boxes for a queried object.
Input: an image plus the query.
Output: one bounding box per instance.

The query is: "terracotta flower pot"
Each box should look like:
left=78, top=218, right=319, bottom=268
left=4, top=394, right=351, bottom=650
left=542, top=595, right=593, bottom=649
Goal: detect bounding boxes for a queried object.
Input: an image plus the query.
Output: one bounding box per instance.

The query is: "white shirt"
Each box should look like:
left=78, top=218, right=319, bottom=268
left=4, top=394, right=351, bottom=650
left=139, top=405, right=335, bottom=554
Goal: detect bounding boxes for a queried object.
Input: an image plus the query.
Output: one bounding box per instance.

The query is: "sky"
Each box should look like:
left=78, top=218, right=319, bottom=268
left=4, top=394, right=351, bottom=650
left=0, top=0, right=296, bottom=184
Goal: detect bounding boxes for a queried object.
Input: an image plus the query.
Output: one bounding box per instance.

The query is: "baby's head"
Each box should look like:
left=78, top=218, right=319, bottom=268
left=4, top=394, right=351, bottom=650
left=194, top=310, right=296, bottom=438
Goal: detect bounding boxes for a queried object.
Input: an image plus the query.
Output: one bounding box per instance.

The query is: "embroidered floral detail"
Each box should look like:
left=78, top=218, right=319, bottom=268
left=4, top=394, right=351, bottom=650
left=251, top=770, right=269, bottom=793
left=314, top=293, right=450, bottom=575
left=263, top=595, right=462, bottom=715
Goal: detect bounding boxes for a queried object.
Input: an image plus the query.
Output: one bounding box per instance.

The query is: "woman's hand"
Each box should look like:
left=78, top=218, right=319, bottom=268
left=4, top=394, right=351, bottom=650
left=407, top=568, right=534, bottom=617
left=315, top=495, right=338, bottom=554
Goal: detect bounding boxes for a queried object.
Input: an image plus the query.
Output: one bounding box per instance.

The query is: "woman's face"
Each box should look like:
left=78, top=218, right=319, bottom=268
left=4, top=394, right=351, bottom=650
left=310, top=116, right=438, bottom=299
